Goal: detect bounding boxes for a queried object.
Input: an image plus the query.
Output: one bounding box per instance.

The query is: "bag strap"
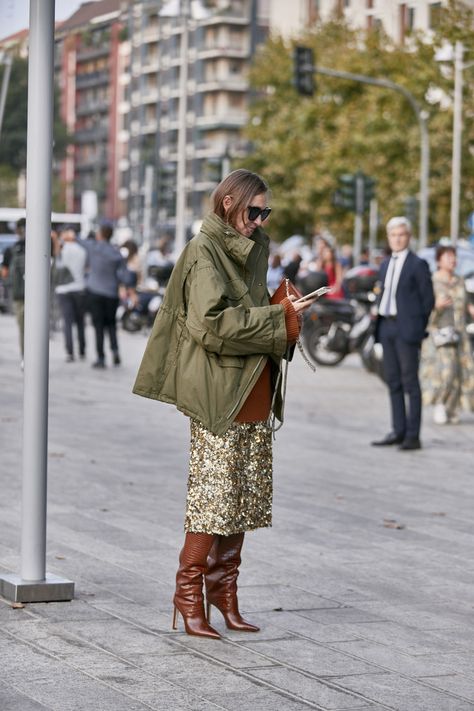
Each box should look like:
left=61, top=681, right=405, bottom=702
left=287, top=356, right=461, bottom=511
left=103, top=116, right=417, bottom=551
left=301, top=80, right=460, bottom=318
left=266, top=279, right=316, bottom=436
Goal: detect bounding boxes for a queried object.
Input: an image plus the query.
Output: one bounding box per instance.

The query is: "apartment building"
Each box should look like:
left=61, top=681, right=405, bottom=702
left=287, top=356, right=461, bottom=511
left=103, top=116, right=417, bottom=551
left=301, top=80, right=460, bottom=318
left=272, top=0, right=474, bottom=42
left=125, top=0, right=266, bottom=240
left=55, top=0, right=127, bottom=220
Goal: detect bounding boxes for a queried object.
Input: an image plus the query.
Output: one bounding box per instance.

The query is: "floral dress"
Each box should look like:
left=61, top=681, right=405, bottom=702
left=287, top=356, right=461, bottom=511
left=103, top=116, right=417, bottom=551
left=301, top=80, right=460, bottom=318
left=421, top=272, right=474, bottom=416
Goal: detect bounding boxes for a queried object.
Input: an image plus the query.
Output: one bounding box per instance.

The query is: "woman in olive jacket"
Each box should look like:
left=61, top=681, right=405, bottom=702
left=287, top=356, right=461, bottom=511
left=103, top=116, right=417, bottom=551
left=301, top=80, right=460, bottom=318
left=134, top=170, right=315, bottom=638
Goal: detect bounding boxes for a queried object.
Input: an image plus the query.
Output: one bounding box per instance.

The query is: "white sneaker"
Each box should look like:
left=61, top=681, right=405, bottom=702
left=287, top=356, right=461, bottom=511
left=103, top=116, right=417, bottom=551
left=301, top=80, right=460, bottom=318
left=433, top=403, right=448, bottom=425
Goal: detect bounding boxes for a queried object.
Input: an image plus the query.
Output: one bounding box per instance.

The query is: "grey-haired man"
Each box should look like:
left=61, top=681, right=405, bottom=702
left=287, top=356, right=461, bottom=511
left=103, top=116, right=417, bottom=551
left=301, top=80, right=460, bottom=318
left=372, top=217, right=434, bottom=450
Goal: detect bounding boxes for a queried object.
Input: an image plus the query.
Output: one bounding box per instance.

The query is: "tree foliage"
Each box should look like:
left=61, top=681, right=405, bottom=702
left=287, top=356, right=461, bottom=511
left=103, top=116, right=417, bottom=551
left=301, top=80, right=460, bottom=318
left=242, top=0, right=474, bottom=244
left=0, top=57, right=69, bottom=180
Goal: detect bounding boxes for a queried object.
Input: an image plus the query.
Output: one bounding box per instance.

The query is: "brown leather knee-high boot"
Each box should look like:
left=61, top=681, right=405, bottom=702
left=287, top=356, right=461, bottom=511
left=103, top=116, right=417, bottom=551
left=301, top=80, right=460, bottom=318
left=205, top=533, right=259, bottom=632
left=173, top=532, right=220, bottom=639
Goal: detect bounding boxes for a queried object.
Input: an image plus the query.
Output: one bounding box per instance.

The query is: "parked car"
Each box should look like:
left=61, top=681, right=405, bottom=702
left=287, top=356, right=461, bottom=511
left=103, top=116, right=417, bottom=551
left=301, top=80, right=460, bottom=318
left=0, top=234, right=18, bottom=313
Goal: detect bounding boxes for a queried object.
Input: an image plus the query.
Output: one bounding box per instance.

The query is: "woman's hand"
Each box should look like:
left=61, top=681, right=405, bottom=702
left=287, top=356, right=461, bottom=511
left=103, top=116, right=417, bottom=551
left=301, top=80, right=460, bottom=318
left=288, top=295, right=317, bottom=315
left=435, top=294, right=453, bottom=310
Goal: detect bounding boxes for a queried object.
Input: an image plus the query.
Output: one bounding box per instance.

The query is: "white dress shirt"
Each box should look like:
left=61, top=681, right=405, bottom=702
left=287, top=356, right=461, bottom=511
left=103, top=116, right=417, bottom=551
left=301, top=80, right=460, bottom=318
left=379, top=248, right=409, bottom=316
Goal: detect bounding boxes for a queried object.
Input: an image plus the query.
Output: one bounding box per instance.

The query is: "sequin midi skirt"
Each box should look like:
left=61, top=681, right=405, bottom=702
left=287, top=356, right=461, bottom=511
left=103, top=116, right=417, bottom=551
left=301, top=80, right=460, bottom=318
left=184, top=420, right=273, bottom=535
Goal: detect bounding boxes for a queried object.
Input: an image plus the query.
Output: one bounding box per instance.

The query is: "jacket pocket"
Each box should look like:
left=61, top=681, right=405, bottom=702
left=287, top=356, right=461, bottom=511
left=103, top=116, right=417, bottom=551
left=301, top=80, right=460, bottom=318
left=216, top=354, right=244, bottom=368
left=224, top=278, right=249, bottom=303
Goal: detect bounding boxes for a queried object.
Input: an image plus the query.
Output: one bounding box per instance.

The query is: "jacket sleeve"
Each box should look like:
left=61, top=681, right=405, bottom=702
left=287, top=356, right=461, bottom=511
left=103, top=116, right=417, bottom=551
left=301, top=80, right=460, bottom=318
left=186, top=261, right=288, bottom=357
left=416, top=258, right=435, bottom=319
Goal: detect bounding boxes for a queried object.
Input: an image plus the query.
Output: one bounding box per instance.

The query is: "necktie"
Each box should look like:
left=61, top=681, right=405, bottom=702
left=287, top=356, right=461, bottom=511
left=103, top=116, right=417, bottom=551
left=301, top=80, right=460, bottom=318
left=383, top=255, right=398, bottom=316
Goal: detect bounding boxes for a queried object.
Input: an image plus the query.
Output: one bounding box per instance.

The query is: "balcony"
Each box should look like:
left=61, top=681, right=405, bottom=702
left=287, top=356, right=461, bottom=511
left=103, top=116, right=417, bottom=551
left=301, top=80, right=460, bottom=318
left=74, top=126, right=109, bottom=143
left=195, top=77, right=248, bottom=93
left=197, top=8, right=249, bottom=28
left=77, top=45, right=110, bottom=62
left=141, top=88, right=159, bottom=104
left=76, top=70, right=110, bottom=90
left=76, top=100, right=110, bottom=117
left=141, top=57, right=160, bottom=73
left=141, top=25, right=160, bottom=43
left=141, top=119, right=159, bottom=134
left=197, top=44, right=249, bottom=60
left=195, top=111, right=247, bottom=129
left=75, top=157, right=107, bottom=172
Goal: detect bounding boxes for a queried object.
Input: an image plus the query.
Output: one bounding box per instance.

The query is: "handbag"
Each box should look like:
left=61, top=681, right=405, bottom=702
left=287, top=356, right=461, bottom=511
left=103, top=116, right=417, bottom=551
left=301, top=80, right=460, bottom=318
left=432, top=326, right=460, bottom=348
left=270, top=278, right=303, bottom=305
left=53, top=261, right=74, bottom=286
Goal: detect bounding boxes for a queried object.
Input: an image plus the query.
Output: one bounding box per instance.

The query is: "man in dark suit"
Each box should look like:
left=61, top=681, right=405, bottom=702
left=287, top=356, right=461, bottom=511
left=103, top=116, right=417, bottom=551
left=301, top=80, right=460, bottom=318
left=372, top=217, right=434, bottom=450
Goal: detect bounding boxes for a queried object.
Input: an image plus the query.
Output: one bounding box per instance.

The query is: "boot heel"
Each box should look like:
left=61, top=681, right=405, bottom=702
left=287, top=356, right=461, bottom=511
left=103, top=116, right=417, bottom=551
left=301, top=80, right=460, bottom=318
left=172, top=605, right=178, bottom=630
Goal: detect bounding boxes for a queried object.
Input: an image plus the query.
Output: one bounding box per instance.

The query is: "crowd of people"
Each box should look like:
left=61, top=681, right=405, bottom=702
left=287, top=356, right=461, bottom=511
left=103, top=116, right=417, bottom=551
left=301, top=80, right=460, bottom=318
left=1, top=171, right=473, bottom=643
left=265, top=222, right=474, bottom=436
left=2, top=207, right=473, bottom=434
left=2, top=219, right=135, bottom=369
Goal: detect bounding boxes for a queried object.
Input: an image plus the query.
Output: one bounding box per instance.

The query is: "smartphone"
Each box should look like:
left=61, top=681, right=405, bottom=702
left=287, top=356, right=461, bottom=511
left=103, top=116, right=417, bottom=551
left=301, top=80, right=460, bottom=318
left=294, top=286, right=332, bottom=303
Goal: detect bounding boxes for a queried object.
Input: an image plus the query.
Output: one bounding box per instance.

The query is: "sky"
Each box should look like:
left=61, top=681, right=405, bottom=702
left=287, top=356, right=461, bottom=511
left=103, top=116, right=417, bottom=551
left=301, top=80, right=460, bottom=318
left=0, top=0, right=91, bottom=40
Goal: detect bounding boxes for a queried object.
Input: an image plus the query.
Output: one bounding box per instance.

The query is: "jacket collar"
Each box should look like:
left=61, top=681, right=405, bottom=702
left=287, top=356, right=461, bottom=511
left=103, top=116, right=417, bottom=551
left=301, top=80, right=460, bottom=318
left=200, top=212, right=269, bottom=267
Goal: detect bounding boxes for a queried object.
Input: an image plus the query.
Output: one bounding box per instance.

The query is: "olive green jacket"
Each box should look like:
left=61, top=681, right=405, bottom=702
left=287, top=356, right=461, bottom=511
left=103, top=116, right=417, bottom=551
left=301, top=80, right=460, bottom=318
left=133, top=212, right=289, bottom=435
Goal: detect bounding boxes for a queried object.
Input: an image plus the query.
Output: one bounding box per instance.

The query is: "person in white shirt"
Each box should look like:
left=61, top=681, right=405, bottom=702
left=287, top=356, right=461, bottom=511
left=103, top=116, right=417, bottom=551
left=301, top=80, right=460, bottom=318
left=372, top=217, right=434, bottom=451
left=52, top=227, right=87, bottom=362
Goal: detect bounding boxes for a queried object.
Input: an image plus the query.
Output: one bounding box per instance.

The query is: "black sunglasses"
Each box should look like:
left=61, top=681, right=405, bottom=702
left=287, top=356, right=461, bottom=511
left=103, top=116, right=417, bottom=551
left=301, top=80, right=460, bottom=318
left=247, top=205, right=272, bottom=222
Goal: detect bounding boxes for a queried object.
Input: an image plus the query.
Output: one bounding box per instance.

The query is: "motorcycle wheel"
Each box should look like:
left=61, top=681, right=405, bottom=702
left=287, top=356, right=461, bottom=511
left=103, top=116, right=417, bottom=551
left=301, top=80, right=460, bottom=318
left=122, top=311, right=142, bottom=333
left=303, top=324, right=347, bottom=366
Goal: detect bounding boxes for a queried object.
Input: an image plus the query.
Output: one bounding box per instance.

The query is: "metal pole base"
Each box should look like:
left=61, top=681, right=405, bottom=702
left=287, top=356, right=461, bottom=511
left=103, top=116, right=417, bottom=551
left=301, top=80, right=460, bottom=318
left=0, top=573, right=74, bottom=603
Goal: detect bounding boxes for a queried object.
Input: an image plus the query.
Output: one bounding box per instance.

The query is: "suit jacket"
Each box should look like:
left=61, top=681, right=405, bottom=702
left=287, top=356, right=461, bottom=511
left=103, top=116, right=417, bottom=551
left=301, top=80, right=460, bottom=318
left=376, top=251, right=434, bottom=344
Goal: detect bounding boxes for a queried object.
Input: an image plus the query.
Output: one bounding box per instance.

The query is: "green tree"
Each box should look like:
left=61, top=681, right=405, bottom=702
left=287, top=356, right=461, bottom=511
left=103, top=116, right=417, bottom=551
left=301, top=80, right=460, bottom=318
left=243, top=0, right=474, bottom=244
left=0, top=57, right=69, bottom=188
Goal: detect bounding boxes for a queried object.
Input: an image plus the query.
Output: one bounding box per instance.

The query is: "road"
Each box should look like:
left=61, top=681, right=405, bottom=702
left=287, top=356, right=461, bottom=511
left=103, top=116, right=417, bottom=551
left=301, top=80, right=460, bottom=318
left=1, top=312, right=473, bottom=711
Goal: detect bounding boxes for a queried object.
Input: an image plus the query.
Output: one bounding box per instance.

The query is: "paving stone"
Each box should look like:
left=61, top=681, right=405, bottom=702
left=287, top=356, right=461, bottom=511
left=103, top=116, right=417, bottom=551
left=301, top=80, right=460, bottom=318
left=0, top=680, right=52, bottom=711
left=242, top=638, right=381, bottom=676
left=53, top=618, right=180, bottom=657
left=230, top=583, right=338, bottom=614
left=331, top=639, right=457, bottom=677
left=330, top=672, right=474, bottom=711
left=321, top=621, right=464, bottom=655
left=2, top=314, right=474, bottom=710
left=249, top=610, right=362, bottom=644
left=248, top=666, right=372, bottom=709
left=417, top=674, right=474, bottom=701
left=205, top=687, right=317, bottom=710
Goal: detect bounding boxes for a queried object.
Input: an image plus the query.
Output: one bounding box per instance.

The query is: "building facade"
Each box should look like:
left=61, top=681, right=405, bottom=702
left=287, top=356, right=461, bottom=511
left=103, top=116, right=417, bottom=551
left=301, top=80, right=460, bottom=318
left=272, top=0, right=474, bottom=42
left=55, top=0, right=128, bottom=220
left=124, top=0, right=268, bottom=242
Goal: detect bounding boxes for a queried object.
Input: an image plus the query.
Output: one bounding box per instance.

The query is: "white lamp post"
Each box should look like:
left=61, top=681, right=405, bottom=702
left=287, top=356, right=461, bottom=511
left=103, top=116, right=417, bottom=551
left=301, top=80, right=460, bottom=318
left=435, top=41, right=474, bottom=244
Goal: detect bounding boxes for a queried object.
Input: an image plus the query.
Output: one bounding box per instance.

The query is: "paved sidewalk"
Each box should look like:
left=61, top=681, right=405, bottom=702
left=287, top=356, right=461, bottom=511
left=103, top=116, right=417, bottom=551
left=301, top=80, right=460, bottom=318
left=1, top=312, right=474, bottom=711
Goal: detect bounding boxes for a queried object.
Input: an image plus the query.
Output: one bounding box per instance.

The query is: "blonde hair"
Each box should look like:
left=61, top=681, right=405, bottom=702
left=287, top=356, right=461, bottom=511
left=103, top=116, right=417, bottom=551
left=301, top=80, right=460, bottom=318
left=212, top=169, right=268, bottom=229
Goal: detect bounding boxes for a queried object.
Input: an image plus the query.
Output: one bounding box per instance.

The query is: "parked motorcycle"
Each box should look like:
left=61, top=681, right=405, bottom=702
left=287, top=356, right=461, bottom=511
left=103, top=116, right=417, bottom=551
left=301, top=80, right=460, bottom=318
left=300, top=266, right=384, bottom=379
left=120, top=261, right=174, bottom=333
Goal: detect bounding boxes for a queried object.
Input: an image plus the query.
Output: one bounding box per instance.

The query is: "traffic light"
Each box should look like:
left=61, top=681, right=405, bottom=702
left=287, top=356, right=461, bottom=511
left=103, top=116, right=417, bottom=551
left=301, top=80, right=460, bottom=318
left=362, top=175, right=376, bottom=212
left=293, top=46, right=314, bottom=96
left=404, top=196, right=418, bottom=228
left=158, top=162, right=176, bottom=213
left=334, top=173, right=356, bottom=212
left=334, top=172, right=376, bottom=214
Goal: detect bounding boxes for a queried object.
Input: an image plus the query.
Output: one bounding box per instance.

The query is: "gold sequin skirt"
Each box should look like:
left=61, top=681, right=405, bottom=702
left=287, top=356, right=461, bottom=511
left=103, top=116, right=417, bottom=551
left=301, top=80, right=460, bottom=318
left=184, top=420, right=273, bottom=535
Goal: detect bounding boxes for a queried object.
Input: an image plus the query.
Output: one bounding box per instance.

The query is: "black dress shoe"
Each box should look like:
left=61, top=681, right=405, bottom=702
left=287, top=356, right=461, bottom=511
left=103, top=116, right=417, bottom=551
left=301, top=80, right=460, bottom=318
left=371, top=432, right=404, bottom=446
left=398, top=438, right=421, bottom=451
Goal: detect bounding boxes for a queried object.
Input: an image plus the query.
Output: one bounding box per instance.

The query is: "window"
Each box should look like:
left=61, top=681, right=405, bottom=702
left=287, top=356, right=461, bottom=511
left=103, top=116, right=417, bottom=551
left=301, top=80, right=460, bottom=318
left=407, top=7, right=415, bottom=31
left=429, top=2, right=443, bottom=29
